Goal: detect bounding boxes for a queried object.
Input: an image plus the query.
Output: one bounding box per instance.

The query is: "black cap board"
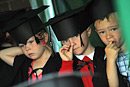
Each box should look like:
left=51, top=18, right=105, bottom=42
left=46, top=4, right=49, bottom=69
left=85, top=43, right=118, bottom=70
left=89, top=0, right=115, bottom=21
left=39, top=3, right=92, bottom=41
left=0, top=9, right=26, bottom=32
left=2, top=5, right=49, bottom=44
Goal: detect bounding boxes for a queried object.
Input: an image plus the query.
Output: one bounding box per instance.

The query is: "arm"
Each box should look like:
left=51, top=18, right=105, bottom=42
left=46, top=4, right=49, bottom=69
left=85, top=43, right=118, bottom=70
left=59, top=44, right=74, bottom=75
left=59, top=60, right=74, bottom=75
left=105, top=42, right=120, bottom=87
left=0, top=47, right=23, bottom=66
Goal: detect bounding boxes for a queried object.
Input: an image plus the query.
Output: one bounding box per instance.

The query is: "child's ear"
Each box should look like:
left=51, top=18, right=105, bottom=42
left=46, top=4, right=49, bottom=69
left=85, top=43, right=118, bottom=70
left=43, top=32, right=48, bottom=43
left=87, top=27, right=91, bottom=37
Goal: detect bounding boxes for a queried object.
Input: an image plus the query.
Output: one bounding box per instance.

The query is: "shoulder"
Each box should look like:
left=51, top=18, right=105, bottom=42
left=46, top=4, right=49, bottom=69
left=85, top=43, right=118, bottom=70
left=14, top=55, right=31, bottom=63
left=13, top=55, right=32, bottom=69
left=49, top=52, right=62, bottom=62
left=93, top=46, right=106, bottom=62
left=95, top=46, right=105, bottom=56
left=95, top=46, right=105, bottom=52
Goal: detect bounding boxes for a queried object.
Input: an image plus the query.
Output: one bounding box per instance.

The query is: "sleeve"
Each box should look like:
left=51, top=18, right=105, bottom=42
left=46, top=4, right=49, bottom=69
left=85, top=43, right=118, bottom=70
left=13, top=55, right=27, bottom=70
left=0, top=55, right=28, bottom=87
left=117, top=67, right=128, bottom=87
left=12, top=55, right=32, bottom=85
left=0, top=59, right=13, bottom=87
left=59, top=60, right=74, bottom=75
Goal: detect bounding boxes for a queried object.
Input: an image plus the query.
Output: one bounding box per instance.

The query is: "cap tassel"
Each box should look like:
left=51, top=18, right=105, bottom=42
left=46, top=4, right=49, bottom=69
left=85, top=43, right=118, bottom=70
left=49, top=26, right=55, bottom=57
left=79, top=30, right=84, bottom=47
left=35, top=36, right=40, bottom=44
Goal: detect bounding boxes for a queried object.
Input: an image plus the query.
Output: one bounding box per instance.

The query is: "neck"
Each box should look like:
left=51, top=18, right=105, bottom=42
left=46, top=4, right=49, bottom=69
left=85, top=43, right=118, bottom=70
left=120, top=43, right=127, bottom=54
left=33, top=47, right=52, bottom=69
left=83, top=43, right=95, bottom=55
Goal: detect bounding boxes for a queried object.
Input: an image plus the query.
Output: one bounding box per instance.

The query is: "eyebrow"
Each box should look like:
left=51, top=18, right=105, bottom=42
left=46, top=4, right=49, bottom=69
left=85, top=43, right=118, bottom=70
left=96, top=25, right=118, bottom=31
left=108, top=25, right=118, bottom=28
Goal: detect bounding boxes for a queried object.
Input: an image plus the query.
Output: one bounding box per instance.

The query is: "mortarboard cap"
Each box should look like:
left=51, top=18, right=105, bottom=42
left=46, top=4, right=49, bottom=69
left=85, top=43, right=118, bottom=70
left=0, top=9, right=26, bottom=32
left=39, top=4, right=92, bottom=41
left=2, top=5, right=49, bottom=44
left=89, top=0, right=115, bottom=21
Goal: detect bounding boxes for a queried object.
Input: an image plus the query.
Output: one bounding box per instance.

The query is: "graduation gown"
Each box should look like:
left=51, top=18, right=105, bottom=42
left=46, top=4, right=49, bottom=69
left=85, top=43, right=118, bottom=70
left=0, top=59, right=13, bottom=87
left=0, top=53, right=62, bottom=87
left=92, top=46, right=127, bottom=87
left=59, top=46, right=127, bottom=87
left=0, top=47, right=15, bottom=87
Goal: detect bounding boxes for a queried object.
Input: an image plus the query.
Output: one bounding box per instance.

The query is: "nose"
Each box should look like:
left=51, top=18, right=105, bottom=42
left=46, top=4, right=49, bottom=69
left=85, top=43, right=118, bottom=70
left=106, top=31, right=113, bottom=40
left=25, top=44, right=31, bottom=51
left=69, top=38, right=76, bottom=47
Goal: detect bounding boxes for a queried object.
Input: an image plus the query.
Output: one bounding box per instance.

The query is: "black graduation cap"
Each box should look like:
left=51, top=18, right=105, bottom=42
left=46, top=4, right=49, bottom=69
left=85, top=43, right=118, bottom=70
left=0, top=9, right=26, bottom=32
left=39, top=4, right=92, bottom=47
left=89, top=0, right=115, bottom=21
left=2, top=5, right=49, bottom=44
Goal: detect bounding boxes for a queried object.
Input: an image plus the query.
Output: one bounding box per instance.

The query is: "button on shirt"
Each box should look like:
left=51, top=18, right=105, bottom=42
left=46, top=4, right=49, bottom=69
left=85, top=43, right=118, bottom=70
left=116, top=52, right=130, bottom=82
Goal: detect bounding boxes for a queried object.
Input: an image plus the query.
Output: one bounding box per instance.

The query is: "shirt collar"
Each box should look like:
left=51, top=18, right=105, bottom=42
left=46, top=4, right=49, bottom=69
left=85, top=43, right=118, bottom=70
left=75, top=51, right=95, bottom=60
left=119, top=51, right=129, bottom=56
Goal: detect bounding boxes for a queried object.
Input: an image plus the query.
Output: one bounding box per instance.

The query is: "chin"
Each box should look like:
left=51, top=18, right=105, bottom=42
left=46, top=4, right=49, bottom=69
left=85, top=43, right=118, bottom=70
left=74, top=51, right=82, bottom=55
left=28, top=56, right=37, bottom=60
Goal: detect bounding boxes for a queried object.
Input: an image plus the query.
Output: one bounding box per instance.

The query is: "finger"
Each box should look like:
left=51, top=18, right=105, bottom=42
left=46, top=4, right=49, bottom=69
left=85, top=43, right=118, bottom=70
left=110, top=43, right=115, bottom=48
left=61, top=45, right=69, bottom=50
left=107, top=42, right=112, bottom=48
left=59, top=48, right=68, bottom=58
left=107, top=41, right=116, bottom=48
left=59, top=47, right=65, bottom=52
left=66, top=45, right=71, bottom=51
left=59, top=48, right=64, bottom=56
left=113, top=45, right=118, bottom=50
left=59, top=46, right=68, bottom=53
left=114, top=46, right=120, bottom=51
left=69, top=45, right=73, bottom=53
left=59, top=48, right=64, bottom=54
left=63, top=45, right=67, bottom=48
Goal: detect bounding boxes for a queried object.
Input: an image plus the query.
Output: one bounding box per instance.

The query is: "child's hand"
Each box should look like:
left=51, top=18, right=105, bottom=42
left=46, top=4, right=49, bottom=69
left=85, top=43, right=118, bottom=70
left=59, top=44, right=73, bottom=61
left=105, top=41, right=120, bottom=62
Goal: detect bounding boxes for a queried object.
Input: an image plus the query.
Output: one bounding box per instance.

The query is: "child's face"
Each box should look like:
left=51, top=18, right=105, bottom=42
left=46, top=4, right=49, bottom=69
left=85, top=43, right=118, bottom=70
left=61, top=28, right=91, bottom=55
left=95, top=15, right=123, bottom=48
left=18, top=36, right=44, bottom=59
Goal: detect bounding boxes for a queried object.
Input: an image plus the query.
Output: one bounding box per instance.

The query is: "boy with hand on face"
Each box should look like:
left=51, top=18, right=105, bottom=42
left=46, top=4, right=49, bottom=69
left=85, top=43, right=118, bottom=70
left=89, top=0, right=129, bottom=86
left=43, top=3, right=108, bottom=87
left=53, top=8, right=94, bottom=87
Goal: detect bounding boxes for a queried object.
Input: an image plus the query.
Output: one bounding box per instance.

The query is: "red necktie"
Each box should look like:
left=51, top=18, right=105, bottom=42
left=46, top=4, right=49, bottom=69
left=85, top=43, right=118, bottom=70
left=78, top=56, right=94, bottom=87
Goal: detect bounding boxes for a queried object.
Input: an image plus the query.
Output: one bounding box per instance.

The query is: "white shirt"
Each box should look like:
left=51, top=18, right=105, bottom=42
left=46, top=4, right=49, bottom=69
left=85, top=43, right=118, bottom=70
left=75, top=51, right=95, bottom=61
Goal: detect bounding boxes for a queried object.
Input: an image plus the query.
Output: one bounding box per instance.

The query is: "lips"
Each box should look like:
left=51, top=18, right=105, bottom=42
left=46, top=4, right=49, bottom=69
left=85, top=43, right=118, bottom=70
left=112, top=41, right=117, bottom=45
left=112, top=41, right=115, bottom=43
left=28, top=53, right=34, bottom=56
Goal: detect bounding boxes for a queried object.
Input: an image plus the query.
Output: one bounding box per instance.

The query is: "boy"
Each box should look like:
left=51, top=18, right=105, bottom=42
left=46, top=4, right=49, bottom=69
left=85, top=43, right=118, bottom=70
left=89, top=0, right=129, bottom=86
left=42, top=3, right=108, bottom=87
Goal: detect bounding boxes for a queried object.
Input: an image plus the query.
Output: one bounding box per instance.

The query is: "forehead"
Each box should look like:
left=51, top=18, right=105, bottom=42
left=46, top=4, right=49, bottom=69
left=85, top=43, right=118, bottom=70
left=95, top=16, right=118, bottom=30
left=27, top=36, right=35, bottom=41
left=18, top=36, right=35, bottom=45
